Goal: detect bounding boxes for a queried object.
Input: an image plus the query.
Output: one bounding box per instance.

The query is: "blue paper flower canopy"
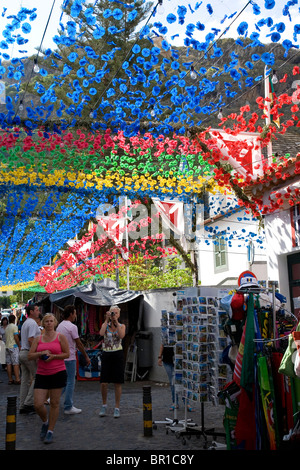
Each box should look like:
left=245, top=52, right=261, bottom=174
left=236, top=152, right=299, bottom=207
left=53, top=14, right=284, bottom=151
left=0, top=0, right=299, bottom=136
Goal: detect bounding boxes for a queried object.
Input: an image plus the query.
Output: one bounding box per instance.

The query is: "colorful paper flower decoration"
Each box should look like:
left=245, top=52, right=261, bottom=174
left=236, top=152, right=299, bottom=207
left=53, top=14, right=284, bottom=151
left=0, top=0, right=299, bottom=288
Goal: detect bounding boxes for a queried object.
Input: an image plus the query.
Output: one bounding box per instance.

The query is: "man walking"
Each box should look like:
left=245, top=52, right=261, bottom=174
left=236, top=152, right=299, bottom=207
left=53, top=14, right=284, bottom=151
left=57, top=305, right=90, bottom=414
left=19, top=303, right=41, bottom=414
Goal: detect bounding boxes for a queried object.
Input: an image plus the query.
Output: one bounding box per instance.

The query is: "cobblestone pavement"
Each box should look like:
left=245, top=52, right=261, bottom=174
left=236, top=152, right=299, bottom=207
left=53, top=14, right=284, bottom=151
left=0, top=368, right=226, bottom=452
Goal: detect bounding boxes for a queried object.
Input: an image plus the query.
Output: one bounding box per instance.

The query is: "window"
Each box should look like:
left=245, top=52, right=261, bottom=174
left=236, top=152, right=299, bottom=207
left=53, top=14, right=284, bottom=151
left=214, top=233, right=228, bottom=270
left=291, top=204, right=300, bottom=247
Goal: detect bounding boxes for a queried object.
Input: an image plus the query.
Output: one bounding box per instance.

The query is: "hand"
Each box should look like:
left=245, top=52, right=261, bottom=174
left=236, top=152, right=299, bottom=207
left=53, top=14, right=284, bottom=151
left=41, top=349, right=51, bottom=357
left=85, top=356, right=91, bottom=366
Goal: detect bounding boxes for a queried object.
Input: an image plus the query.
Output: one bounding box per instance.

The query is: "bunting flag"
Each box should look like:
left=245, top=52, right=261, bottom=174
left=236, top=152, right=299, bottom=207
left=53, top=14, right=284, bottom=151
left=96, top=216, right=124, bottom=245
left=152, top=198, right=185, bottom=237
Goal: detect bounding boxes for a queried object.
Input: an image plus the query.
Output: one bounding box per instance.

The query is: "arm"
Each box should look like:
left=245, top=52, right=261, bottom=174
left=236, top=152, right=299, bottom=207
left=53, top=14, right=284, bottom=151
left=111, top=317, right=126, bottom=339
left=158, top=344, right=164, bottom=366
left=75, top=338, right=91, bottom=366
left=28, top=335, right=38, bottom=347
left=28, top=336, right=41, bottom=361
left=99, top=311, right=111, bottom=336
left=115, top=322, right=126, bottom=339
left=14, top=332, right=21, bottom=349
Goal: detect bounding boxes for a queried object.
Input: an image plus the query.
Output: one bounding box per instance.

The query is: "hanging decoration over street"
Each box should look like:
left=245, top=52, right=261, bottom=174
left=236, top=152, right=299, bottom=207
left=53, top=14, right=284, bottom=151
left=0, top=0, right=300, bottom=288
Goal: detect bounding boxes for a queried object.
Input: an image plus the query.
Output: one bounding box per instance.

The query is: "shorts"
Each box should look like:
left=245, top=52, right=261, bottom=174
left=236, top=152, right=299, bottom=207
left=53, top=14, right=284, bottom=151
left=34, top=370, right=67, bottom=389
left=100, top=350, right=124, bottom=384
left=6, top=347, right=19, bottom=365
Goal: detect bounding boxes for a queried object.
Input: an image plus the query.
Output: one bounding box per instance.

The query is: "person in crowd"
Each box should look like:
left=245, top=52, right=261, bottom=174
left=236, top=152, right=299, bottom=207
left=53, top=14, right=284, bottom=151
left=99, top=305, right=126, bottom=418
left=28, top=313, right=69, bottom=444
left=0, top=315, right=8, bottom=341
left=5, top=314, right=21, bottom=384
left=36, top=314, right=45, bottom=332
left=56, top=304, right=90, bottom=414
left=0, top=316, right=8, bottom=370
left=19, top=303, right=41, bottom=414
left=158, top=343, right=179, bottom=410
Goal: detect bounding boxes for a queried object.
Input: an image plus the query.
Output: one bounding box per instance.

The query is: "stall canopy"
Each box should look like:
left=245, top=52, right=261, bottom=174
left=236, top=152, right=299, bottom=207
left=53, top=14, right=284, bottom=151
left=49, top=279, right=143, bottom=309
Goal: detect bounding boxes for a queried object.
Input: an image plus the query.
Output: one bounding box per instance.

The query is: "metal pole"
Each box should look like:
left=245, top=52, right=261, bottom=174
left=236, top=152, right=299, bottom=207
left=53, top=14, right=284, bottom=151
left=6, top=396, right=17, bottom=450
left=264, top=65, right=273, bottom=163
left=125, top=196, right=129, bottom=290
left=116, top=254, right=119, bottom=288
left=270, top=281, right=277, bottom=342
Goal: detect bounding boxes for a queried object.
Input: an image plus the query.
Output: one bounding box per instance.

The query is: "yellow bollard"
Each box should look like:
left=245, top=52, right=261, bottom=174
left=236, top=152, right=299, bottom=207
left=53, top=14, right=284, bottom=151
left=143, top=386, right=153, bottom=437
left=6, top=396, right=17, bottom=450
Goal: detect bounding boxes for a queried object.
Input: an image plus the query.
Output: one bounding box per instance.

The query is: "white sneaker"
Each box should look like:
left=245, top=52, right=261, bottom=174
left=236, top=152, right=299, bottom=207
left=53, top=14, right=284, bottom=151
left=99, top=405, right=107, bottom=417
left=64, top=406, right=82, bottom=415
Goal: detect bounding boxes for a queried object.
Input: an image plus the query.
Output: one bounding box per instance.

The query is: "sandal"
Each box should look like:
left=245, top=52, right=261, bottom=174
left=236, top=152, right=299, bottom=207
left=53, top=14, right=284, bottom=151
left=14, top=380, right=21, bottom=385
left=8, top=381, right=14, bottom=385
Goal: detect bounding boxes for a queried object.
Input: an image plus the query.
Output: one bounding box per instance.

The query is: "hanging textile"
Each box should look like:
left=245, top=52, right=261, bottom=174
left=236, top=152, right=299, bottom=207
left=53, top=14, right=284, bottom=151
left=81, top=303, right=88, bottom=335
left=233, top=293, right=255, bottom=392
left=257, top=354, right=280, bottom=450
left=88, top=304, right=98, bottom=334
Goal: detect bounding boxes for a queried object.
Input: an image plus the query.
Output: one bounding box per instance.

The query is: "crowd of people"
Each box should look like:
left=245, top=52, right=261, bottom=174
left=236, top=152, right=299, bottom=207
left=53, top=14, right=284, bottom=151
left=0, top=303, right=126, bottom=445
left=1, top=302, right=184, bottom=445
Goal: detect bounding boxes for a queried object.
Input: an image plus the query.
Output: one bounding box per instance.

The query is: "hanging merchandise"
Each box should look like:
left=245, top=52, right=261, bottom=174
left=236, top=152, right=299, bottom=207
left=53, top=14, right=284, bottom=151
left=217, top=270, right=300, bottom=450
left=278, top=322, right=300, bottom=378
left=292, top=332, right=300, bottom=378
left=257, top=353, right=280, bottom=450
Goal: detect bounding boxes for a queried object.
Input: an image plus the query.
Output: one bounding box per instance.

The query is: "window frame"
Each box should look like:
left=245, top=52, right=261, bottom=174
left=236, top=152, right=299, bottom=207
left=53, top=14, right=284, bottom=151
left=213, top=232, right=228, bottom=271
left=291, top=204, right=300, bottom=247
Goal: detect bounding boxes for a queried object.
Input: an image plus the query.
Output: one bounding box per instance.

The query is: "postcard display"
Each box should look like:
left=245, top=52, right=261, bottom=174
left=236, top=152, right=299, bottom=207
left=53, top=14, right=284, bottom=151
left=161, top=291, right=231, bottom=409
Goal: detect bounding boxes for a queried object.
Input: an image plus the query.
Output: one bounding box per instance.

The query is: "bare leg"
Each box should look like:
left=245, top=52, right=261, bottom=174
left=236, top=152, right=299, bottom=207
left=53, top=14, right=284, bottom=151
left=48, top=388, right=62, bottom=432
left=13, top=364, right=20, bottom=382
left=34, top=389, right=49, bottom=423
left=114, top=383, right=122, bottom=409
left=7, top=364, right=13, bottom=382
left=101, top=383, right=108, bottom=405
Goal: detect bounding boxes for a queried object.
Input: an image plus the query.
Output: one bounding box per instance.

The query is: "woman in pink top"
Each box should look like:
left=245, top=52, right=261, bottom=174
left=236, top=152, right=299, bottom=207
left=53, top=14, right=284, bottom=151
left=28, top=313, right=69, bottom=444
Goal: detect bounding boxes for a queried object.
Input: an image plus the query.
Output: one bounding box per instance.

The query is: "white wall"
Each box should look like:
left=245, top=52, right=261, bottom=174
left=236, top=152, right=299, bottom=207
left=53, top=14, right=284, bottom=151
left=142, top=287, right=198, bottom=382
left=264, top=207, right=300, bottom=311
left=199, top=210, right=267, bottom=286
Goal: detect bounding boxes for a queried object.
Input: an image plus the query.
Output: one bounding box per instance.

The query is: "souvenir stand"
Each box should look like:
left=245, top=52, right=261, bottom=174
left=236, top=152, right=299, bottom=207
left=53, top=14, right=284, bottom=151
left=154, top=289, right=227, bottom=448
left=217, top=271, right=300, bottom=450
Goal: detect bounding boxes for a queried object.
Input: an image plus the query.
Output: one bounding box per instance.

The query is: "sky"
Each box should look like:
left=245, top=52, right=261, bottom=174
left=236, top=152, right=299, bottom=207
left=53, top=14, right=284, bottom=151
left=0, top=0, right=299, bottom=60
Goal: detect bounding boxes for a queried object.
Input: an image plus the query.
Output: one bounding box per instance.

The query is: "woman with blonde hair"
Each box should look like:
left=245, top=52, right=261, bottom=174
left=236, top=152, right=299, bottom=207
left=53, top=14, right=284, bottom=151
left=99, top=305, right=126, bottom=418
left=28, top=313, right=69, bottom=444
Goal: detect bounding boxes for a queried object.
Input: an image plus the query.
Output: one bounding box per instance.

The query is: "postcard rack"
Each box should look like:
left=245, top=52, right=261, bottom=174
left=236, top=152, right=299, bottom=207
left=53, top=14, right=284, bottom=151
left=157, top=291, right=227, bottom=447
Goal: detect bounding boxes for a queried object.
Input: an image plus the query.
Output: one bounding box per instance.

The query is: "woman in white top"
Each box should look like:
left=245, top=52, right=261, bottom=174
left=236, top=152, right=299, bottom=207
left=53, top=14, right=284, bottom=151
left=99, top=305, right=125, bottom=418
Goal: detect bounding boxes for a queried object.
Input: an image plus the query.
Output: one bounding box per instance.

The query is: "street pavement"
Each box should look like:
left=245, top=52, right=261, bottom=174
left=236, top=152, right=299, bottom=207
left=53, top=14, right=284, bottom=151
left=0, top=367, right=226, bottom=452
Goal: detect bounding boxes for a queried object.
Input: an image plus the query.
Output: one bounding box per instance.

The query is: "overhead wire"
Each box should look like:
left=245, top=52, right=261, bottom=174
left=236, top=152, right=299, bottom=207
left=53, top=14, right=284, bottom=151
left=13, top=0, right=57, bottom=120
